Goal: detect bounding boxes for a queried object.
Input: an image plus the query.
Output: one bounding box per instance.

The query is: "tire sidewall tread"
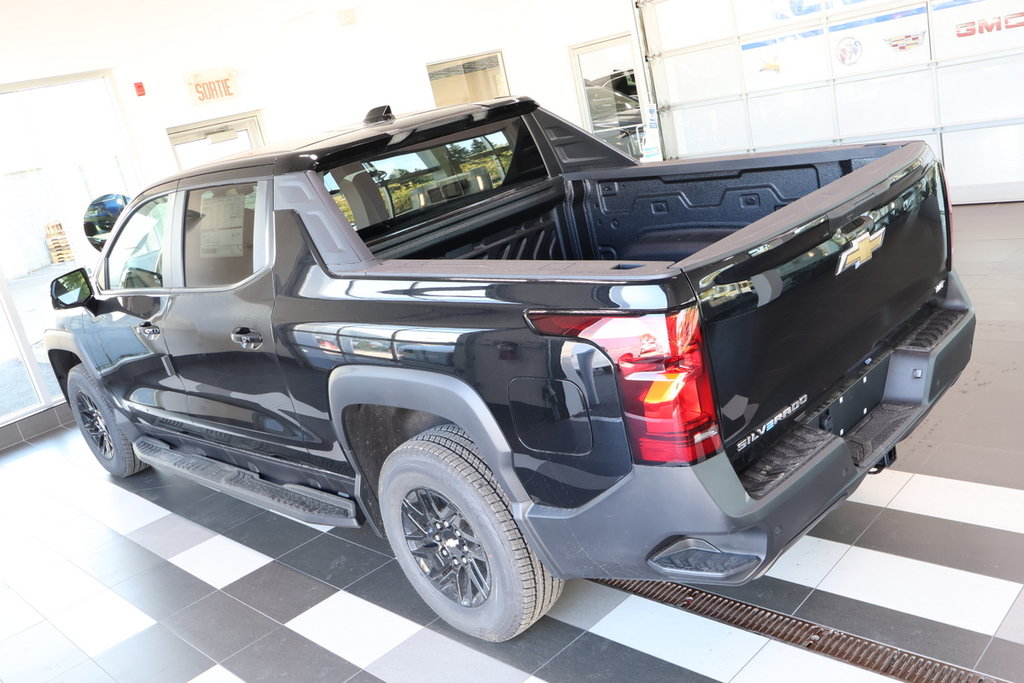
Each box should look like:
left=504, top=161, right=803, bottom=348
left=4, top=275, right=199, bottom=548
left=66, top=366, right=147, bottom=478
left=380, top=424, right=563, bottom=641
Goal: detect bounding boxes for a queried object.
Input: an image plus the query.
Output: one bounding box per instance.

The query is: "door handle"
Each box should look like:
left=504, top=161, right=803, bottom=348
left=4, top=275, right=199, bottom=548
left=231, top=327, right=263, bottom=350
left=134, top=321, right=161, bottom=339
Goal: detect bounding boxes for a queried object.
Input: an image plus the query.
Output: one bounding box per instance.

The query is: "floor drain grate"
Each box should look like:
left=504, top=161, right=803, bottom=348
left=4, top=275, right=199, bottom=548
left=596, top=579, right=1008, bottom=683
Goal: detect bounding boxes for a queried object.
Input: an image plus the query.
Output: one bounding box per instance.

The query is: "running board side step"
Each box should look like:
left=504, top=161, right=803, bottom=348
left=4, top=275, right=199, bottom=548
left=133, top=437, right=359, bottom=527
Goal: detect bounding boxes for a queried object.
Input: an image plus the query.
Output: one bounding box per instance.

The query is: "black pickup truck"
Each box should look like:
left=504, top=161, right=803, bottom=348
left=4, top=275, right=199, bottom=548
left=46, top=97, right=974, bottom=641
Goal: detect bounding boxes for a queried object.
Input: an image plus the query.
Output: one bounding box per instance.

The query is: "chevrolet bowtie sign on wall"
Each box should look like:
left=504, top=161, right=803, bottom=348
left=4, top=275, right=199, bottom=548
left=836, top=228, right=886, bottom=275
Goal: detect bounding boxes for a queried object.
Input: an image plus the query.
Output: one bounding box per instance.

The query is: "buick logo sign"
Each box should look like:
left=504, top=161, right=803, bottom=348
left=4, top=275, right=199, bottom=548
left=837, top=37, right=863, bottom=65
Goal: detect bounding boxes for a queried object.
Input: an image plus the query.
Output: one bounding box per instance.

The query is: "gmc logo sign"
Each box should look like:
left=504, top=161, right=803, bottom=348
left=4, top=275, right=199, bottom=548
left=956, top=12, right=1024, bottom=37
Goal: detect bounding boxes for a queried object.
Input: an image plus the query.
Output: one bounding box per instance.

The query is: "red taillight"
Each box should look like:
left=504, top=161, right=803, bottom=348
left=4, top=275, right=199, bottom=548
left=528, top=308, right=722, bottom=465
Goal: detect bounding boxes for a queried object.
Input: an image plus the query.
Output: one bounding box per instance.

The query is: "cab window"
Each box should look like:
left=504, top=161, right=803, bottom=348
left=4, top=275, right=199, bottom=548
left=105, top=195, right=169, bottom=290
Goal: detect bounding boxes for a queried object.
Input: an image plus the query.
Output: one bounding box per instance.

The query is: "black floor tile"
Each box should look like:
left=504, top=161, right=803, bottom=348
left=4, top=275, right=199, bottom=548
left=808, top=500, right=883, bottom=545
left=328, top=523, right=395, bottom=557
left=976, top=637, right=1024, bottom=681
left=430, top=615, right=585, bottom=673
left=223, top=561, right=338, bottom=623
left=278, top=533, right=391, bottom=589
left=855, top=508, right=1024, bottom=583
left=162, top=591, right=279, bottom=661
left=178, top=491, right=265, bottom=534
left=344, top=560, right=437, bottom=625
left=223, top=626, right=360, bottom=682
left=113, top=468, right=217, bottom=514
left=690, top=575, right=812, bottom=615
left=70, top=536, right=166, bottom=587
left=345, top=670, right=386, bottom=683
left=536, top=632, right=716, bottom=683
left=111, top=562, right=215, bottom=620
left=795, top=590, right=990, bottom=668
left=220, top=510, right=323, bottom=558
left=918, top=442, right=1024, bottom=491
left=93, top=624, right=214, bottom=683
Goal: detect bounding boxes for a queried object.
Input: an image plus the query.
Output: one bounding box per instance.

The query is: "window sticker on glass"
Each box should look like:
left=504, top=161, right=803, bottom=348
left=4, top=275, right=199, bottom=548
left=198, top=193, right=246, bottom=258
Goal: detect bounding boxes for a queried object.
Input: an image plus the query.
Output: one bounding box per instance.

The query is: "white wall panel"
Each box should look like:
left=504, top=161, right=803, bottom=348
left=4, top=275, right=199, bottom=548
left=655, top=1, right=736, bottom=51
left=664, top=45, right=744, bottom=102
left=826, top=4, right=930, bottom=77
left=671, top=100, right=750, bottom=155
left=748, top=86, right=835, bottom=147
left=931, top=0, right=1024, bottom=61
left=943, top=123, right=1024, bottom=203
left=836, top=70, right=936, bottom=136
left=937, top=53, right=1024, bottom=125
left=740, top=30, right=830, bottom=91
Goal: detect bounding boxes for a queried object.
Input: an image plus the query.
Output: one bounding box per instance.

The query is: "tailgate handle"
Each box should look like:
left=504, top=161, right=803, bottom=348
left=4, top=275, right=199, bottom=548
left=231, top=327, right=263, bottom=350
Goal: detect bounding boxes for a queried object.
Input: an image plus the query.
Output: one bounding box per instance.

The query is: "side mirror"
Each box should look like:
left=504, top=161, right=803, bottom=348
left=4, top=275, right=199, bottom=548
left=84, top=194, right=130, bottom=251
left=51, top=268, right=94, bottom=310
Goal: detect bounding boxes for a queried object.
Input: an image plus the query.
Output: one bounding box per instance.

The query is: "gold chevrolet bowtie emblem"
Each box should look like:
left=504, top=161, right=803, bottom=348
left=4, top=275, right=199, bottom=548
left=836, top=228, right=885, bottom=275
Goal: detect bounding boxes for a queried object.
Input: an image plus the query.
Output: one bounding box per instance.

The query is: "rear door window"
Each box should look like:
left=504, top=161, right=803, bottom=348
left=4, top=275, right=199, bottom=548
left=182, top=182, right=265, bottom=288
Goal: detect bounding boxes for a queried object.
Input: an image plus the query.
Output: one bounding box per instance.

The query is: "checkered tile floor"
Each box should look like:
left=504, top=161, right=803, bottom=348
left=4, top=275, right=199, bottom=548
left=1, top=203, right=1023, bottom=682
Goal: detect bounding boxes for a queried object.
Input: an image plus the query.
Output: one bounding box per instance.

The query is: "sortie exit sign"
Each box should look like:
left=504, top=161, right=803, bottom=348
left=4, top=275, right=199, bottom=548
left=187, top=68, right=239, bottom=104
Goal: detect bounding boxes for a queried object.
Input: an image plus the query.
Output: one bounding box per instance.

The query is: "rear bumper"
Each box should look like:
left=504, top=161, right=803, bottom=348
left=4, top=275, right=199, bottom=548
left=520, top=273, right=975, bottom=584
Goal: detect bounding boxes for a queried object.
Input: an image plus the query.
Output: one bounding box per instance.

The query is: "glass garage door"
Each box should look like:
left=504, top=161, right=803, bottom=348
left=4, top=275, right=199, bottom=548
left=0, top=76, right=136, bottom=425
left=639, top=0, right=1024, bottom=203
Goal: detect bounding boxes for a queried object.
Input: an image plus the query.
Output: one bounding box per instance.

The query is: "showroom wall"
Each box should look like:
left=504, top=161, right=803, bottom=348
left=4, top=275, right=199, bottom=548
left=638, top=0, right=1024, bottom=203
left=0, top=0, right=638, bottom=188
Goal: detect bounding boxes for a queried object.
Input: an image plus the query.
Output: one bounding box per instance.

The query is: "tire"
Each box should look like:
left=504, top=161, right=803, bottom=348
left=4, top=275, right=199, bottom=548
left=66, top=365, right=147, bottom=478
left=379, top=424, right=563, bottom=642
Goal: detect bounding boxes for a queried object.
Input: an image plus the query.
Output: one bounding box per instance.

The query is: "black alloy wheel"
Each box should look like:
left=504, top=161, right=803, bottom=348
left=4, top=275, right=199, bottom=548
left=66, top=365, right=147, bottom=477
left=401, top=487, right=491, bottom=608
left=76, top=391, right=113, bottom=460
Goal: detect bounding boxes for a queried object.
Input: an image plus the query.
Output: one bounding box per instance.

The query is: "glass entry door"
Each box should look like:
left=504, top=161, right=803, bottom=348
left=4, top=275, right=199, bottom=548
left=0, top=75, right=137, bottom=425
left=571, top=36, right=646, bottom=160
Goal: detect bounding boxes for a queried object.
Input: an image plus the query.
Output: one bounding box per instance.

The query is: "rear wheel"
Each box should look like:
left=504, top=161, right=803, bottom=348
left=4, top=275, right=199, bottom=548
left=379, top=424, right=563, bottom=641
left=66, top=365, right=147, bottom=477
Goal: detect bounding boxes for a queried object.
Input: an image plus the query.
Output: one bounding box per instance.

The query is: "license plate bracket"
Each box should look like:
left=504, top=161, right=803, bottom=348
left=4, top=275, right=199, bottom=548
left=818, top=355, right=891, bottom=437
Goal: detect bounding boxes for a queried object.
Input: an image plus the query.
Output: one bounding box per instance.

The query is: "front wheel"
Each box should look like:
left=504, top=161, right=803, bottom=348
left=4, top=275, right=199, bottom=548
left=379, top=424, right=563, bottom=642
left=66, top=365, right=147, bottom=477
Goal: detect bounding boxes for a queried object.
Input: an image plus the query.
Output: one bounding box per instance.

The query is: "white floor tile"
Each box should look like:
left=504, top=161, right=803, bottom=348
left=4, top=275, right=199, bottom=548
left=887, top=474, right=1024, bottom=535
left=367, top=628, right=529, bottom=683
left=0, top=588, right=44, bottom=641
left=1, top=558, right=107, bottom=618
left=269, top=509, right=332, bottom=533
left=817, top=546, right=1022, bottom=634
left=546, top=579, right=630, bottom=630
left=591, top=595, right=767, bottom=681
left=766, top=536, right=850, bottom=587
left=847, top=469, right=913, bottom=508
left=189, top=665, right=245, bottom=683
left=49, top=589, right=155, bottom=656
left=730, top=641, right=893, bottom=682
left=80, top=489, right=170, bottom=535
left=169, top=535, right=272, bottom=589
left=286, top=590, right=421, bottom=668
left=127, top=514, right=217, bottom=559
